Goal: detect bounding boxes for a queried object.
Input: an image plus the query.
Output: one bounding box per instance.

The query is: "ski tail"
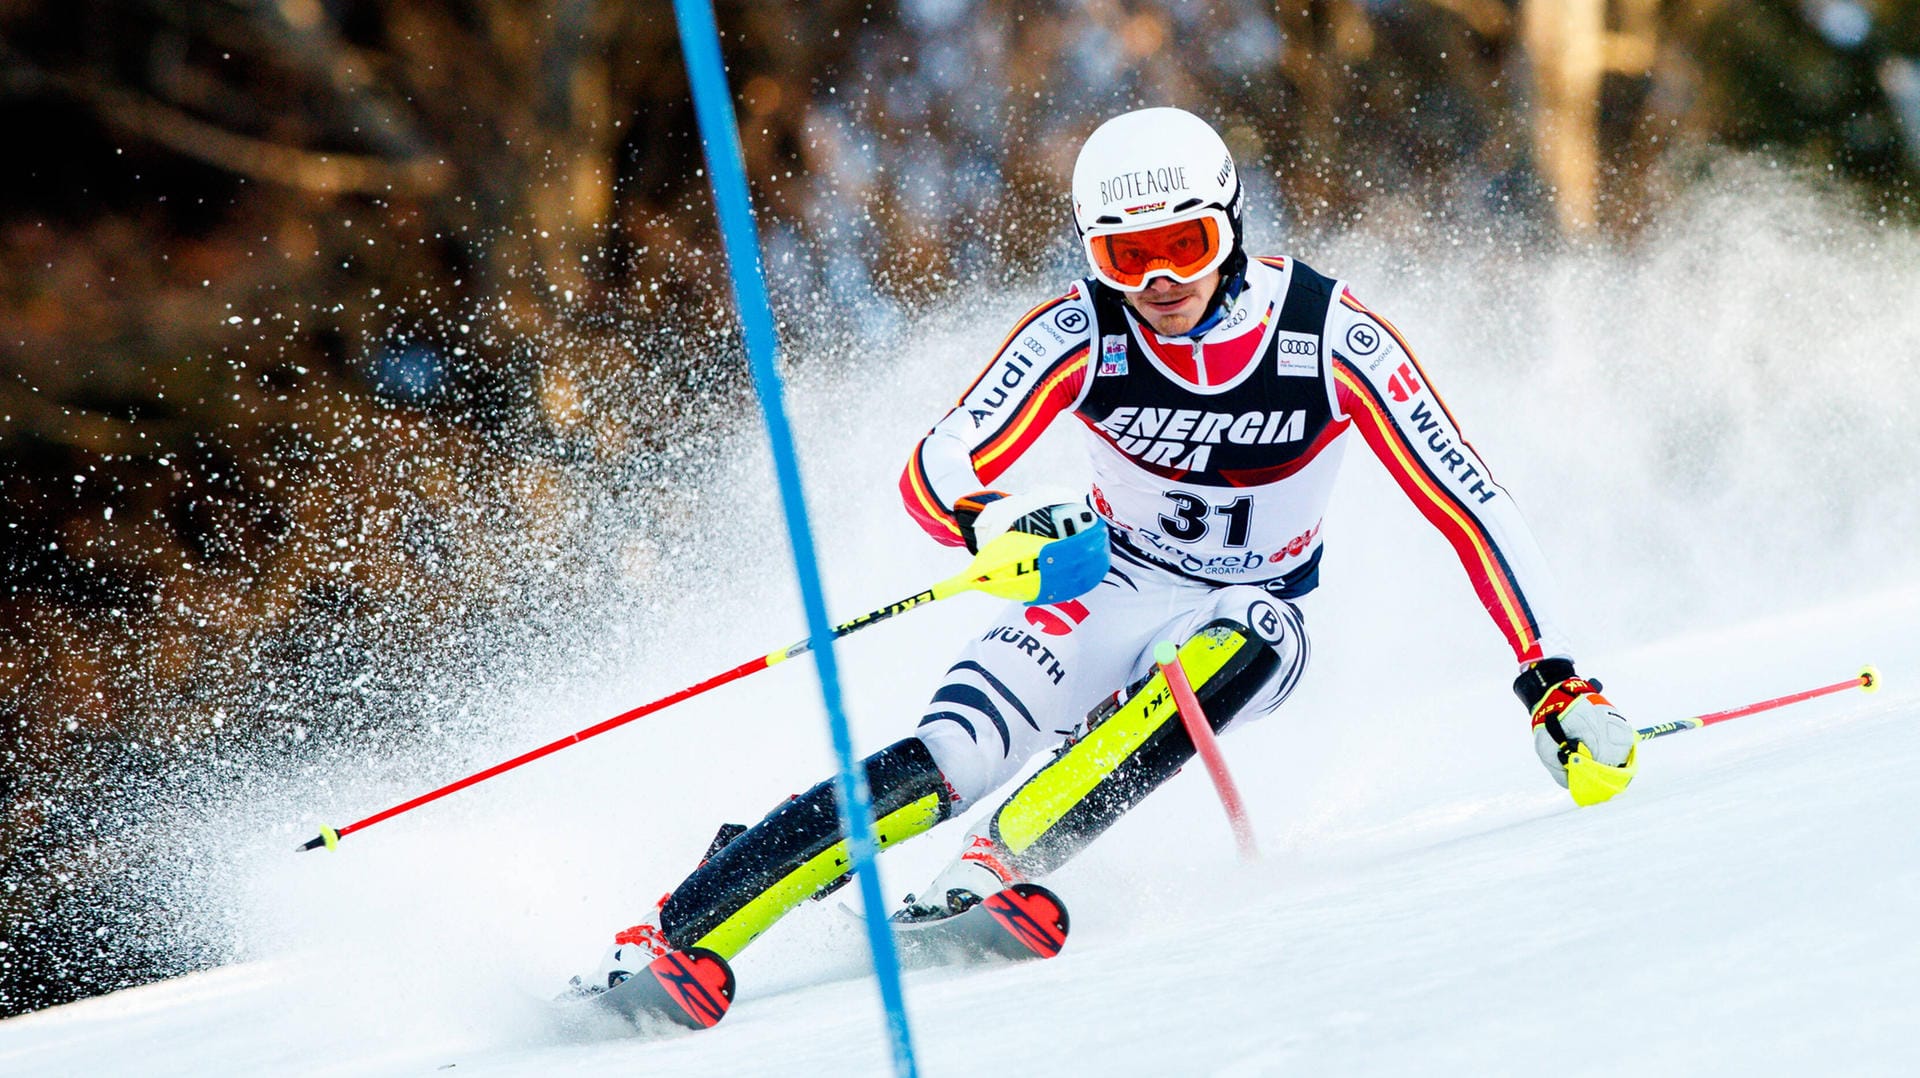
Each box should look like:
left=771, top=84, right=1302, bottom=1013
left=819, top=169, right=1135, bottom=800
left=645, top=948, right=735, bottom=1029
left=890, top=882, right=1070, bottom=967
left=563, top=946, right=736, bottom=1031
left=982, top=883, right=1069, bottom=959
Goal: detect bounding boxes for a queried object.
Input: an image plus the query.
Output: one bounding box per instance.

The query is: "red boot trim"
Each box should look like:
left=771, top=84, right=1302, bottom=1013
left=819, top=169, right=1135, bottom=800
left=961, top=834, right=1025, bottom=887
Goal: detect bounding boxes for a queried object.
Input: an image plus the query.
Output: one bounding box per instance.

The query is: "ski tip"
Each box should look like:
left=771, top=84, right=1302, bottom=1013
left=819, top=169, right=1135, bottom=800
left=1859, top=665, right=1881, bottom=693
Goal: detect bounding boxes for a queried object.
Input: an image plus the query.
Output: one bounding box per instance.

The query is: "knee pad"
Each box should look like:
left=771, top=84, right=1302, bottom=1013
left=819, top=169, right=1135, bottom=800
left=660, top=737, right=953, bottom=958
left=985, top=617, right=1280, bottom=878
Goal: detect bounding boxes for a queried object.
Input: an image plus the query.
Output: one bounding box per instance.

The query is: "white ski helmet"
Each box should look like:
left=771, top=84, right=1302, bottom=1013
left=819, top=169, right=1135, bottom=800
left=1070, top=107, right=1244, bottom=292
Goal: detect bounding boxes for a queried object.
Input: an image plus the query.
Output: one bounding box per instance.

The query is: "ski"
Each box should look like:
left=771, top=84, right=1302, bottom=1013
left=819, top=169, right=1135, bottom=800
left=556, top=946, right=736, bottom=1031
left=889, top=882, right=1070, bottom=967
left=559, top=884, right=1064, bottom=1036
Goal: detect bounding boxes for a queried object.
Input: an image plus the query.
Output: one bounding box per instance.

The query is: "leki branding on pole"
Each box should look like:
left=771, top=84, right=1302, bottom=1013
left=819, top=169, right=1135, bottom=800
left=1634, top=666, right=1879, bottom=742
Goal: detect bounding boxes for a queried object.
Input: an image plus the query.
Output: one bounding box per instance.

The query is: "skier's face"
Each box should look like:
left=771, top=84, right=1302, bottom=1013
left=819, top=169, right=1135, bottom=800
left=1123, top=270, right=1220, bottom=336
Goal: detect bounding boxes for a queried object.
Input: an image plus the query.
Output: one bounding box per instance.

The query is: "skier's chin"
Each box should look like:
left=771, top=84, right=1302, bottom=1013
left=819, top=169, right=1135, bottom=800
left=1134, top=300, right=1201, bottom=336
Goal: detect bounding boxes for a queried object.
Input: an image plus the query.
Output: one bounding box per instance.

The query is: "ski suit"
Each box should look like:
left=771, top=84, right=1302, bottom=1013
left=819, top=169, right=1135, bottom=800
left=901, top=255, right=1571, bottom=809
left=635, top=255, right=1576, bottom=962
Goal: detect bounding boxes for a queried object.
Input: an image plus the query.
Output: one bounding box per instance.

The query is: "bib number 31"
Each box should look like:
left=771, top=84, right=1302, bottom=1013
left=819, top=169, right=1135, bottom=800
left=1159, top=492, right=1252, bottom=547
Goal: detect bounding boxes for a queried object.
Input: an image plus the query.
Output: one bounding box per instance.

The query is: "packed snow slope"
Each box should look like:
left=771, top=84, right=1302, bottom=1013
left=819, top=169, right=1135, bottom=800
left=6, top=591, right=1920, bottom=1078
left=5, top=166, right=1920, bottom=1075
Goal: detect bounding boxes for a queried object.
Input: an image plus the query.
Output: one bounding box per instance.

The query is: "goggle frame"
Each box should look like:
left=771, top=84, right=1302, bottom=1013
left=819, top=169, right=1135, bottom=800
left=1081, top=207, right=1234, bottom=293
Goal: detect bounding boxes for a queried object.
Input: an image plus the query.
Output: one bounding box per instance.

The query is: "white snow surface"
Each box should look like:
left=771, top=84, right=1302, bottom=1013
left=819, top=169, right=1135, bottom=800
left=6, top=172, right=1920, bottom=1075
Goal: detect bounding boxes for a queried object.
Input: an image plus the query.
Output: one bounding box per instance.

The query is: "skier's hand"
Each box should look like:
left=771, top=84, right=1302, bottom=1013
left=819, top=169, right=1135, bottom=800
left=954, top=489, right=1097, bottom=554
left=956, top=489, right=1108, bottom=605
left=952, top=490, right=1012, bottom=554
left=1514, top=659, right=1639, bottom=805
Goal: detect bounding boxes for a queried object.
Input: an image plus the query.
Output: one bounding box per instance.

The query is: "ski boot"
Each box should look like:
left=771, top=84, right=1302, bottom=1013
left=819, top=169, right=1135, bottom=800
left=567, top=894, right=674, bottom=995
left=892, top=824, right=1025, bottom=924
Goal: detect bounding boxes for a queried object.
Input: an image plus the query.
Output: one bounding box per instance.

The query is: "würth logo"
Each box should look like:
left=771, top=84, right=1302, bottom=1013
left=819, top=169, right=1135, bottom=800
left=1025, top=599, right=1091, bottom=637
left=1386, top=362, right=1422, bottom=403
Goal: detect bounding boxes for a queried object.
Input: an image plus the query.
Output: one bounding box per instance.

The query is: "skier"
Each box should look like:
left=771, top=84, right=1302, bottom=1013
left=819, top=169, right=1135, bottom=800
left=575, top=106, right=1639, bottom=989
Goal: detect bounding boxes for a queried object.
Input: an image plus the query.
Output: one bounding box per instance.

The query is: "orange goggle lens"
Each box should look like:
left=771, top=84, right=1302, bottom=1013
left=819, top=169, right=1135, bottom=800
left=1084, top=214, right=1227, bottom=291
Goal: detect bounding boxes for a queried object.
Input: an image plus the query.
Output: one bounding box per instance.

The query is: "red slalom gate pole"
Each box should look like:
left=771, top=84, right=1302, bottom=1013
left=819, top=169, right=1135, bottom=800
left=1155, top=640, right=1258, bottom=862
left=1635, top=665, right=1881, bottom=743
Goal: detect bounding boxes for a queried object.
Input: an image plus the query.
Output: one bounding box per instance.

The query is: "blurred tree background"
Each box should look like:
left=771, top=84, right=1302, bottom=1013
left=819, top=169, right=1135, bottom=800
left=2, top=0, right=1917, bottom=1017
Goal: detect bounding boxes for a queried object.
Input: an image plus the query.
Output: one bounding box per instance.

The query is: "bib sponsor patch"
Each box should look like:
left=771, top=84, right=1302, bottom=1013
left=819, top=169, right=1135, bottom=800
left=1274, top=331, right=1319, bottom=375
left=1098, top=335, right=1130, bottom=377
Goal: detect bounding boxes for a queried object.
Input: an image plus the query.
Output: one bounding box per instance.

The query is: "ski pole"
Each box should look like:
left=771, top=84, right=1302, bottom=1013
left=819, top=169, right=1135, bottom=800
left=297, top=525, right=1107, bottom=852
left=1155, top=640, right=1258, bottom=862
left=1636, top=664, right=1880, bottom=742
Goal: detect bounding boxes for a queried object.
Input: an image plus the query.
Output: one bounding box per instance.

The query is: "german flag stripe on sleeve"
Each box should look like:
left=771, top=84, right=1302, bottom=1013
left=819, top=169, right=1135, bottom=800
left=970, top=345, right=1089, bottom=482
left=899, top=441, right=965, bottom=544
left=1333, top=357, right=1544, bottom=662
left=954, top=292, right=1080, bottom=404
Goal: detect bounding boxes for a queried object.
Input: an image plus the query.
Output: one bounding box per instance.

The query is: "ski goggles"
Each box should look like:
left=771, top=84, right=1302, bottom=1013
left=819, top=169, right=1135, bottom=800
left=1082, top=208, right=1232, bottom=292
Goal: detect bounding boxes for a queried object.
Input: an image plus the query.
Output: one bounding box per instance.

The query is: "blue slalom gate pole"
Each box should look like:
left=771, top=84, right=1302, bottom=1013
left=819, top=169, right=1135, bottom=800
left=671, top=3, right=918, bottom=1075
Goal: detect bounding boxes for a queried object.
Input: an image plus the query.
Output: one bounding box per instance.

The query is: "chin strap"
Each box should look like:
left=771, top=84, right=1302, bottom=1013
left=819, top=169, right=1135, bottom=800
left=1180, top=257, right=1249, bottom=339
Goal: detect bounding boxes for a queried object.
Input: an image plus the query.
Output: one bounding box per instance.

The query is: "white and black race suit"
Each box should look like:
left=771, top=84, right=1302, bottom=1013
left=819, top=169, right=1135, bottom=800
left=899, top=256, right=1569, bottom=805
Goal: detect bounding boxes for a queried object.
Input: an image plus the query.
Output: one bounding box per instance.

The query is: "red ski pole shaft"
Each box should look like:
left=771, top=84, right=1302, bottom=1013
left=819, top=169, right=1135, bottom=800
left=1155, top=641, right=1258, bottom=862
left=296, top=534, right=1061, bottom=852
left=297, top=594, right=930, bottom=851
left=297, top=651, right=775, bottom=851
left=1635, top=664, right=1880, bottom=742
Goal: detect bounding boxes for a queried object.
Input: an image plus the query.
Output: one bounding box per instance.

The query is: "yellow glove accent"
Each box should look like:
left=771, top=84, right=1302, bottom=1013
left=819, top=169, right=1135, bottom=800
left=1565, top=740, right=1640, bottom=806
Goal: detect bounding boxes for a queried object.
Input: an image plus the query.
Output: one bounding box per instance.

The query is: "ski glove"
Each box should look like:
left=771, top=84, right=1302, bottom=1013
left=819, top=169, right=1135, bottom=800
left=953, top=489, right=1099, bottom=555
left=952, top=490, right=1012, bottom=554
left=1514, top=658, right=1639, bottom=806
